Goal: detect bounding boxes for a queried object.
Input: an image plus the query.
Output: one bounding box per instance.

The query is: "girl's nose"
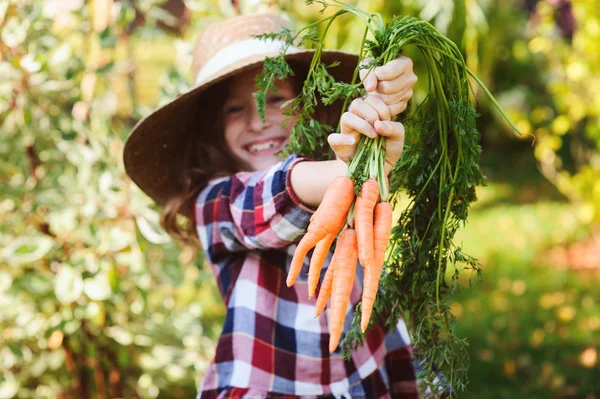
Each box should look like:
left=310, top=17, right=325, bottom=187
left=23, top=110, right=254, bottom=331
left=247, top=102, right=271, bottom=132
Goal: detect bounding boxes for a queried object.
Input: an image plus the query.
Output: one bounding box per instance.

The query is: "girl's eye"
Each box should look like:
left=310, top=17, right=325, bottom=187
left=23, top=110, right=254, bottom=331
left=225, top=105, right=243, bottom=115
left=267, top=95, right=285, bottom=104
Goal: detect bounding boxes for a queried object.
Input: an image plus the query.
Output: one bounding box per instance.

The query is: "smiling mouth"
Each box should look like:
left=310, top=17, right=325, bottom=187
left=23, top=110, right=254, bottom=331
left=244, top=138, right=286, bottom=154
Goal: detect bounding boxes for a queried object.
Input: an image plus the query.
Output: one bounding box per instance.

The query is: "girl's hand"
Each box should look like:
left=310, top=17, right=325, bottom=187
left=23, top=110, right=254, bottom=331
left=327, top=56, right=415, bottom=174
left=360, top=55, right=417, bottom=117
left=327, top=95, right=405, bottom=176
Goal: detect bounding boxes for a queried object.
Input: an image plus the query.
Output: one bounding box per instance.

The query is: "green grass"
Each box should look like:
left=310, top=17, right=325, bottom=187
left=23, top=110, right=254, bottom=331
left=452, top=144, right=600, bottom=399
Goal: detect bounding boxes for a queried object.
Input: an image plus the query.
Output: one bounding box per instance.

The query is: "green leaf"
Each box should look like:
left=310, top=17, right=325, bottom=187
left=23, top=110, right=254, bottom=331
left=97, top=61, right=115, bottom=74
left=7, top=343, right=24, bottom=358
left=99, top=27, right=117, bottom=49
left=108, top=263, right=119, bottom=291
left=18, top=272, right=52, bottom=295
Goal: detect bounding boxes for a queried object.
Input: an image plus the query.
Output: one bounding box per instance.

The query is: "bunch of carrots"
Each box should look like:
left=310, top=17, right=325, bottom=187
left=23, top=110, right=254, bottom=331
left=286, top=135, right=391, bottom=353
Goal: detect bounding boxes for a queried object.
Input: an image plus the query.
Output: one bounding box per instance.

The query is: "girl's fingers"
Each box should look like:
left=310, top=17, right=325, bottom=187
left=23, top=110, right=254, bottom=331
left=375, top=121, right=404, bottom=152
left=358, top=57, right=377, bottom=92
left=367, top=55, right=417, bottom=118
left=375, top=121, right=406, bottom=172
left=374, top=120, right=405, bottom=142
left=362, top=95, right=391, bottom=121
left=373, top=56, right=414, bottom=81
left=370, top=87, right=413, bottom=107
left=375, top=72, right=418, bottom=94
left=340, top=112, right=377, bottom=139
left=369, top=87, right=413, bottom=118
left=334, top=117, right=406, bottom=167
left=387, top=101, right=409, bottom=117
left=328, top=133, right=356, bottom=146
left=348, top=96, right=392, bottom=126
left=349, top=98, right=381, bottom=126
left=360, top=56, right=417, bottom=96
left=328, top=133, right=357, bottom=163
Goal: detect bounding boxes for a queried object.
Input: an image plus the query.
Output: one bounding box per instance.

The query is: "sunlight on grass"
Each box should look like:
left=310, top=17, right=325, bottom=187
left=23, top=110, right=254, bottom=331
left=455, top=200, right=581, bottom=266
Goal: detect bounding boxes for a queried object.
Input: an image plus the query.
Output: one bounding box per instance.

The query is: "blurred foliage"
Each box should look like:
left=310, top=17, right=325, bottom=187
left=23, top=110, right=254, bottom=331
left=0, top=0, right=598, bottom=398
left=0, top=1, right=221, bottom=398
left=518, top=0, right=600, bottom=226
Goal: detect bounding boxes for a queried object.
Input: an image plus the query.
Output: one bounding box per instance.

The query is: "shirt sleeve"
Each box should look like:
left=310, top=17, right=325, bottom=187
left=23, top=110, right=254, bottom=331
left=195, top=154, right=314, bottom=263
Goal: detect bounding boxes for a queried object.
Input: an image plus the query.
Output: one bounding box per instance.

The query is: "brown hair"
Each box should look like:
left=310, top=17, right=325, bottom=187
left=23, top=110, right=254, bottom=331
left=160, top=61, right=343, bottom=248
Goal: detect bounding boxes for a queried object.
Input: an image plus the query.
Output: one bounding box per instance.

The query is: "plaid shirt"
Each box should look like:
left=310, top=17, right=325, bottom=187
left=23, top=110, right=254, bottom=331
left=194, top=155, right=419, bottom=399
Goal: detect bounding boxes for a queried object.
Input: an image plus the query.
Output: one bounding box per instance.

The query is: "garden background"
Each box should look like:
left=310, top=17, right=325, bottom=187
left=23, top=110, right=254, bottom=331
left=1, top=0, right=599, bottom=398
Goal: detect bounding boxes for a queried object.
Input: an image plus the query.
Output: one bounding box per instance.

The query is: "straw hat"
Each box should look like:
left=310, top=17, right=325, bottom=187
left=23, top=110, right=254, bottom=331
left=123, top=13, right=359, bottom=207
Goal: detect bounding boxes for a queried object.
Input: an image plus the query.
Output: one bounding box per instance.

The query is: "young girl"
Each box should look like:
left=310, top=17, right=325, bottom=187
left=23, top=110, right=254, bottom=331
left=124, top=12, right=419, bottom=399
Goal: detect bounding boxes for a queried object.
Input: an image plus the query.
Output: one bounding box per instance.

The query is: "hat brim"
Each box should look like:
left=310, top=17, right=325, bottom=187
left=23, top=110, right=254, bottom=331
left=123, top=50, right=359, bottom=206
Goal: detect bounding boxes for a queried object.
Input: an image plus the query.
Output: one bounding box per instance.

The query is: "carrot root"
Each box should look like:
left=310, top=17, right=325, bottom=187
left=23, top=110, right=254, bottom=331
left=287, top=230, right=322, bottom=287
left=361, top=201, right=393, bottom=332
left=308, top=233, right=336, bottom=299
left=355, top=179, right=380, bottom=269
left=315, top=259, right=336, bottom=317
left=328, top=228, right=358, bottom=353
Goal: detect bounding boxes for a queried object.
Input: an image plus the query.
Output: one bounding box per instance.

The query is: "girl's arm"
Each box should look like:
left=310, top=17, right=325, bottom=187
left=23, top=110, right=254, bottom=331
left=288, top=158, right=347, bottom=209
left=195, top=155, right=314, bottom=263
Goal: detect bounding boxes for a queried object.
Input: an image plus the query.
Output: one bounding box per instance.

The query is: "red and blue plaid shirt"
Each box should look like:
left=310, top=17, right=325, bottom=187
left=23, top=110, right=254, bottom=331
left=194, top=155, right=419, bottom=399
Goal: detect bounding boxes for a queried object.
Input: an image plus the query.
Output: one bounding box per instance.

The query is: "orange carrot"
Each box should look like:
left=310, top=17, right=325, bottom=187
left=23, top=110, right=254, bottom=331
left=287, top=231, right=327, bottom=287
left=314, top=253, right=336, bottom=317
left=354, top=178, right=380, bottom=269
left=328, top=228, right=358, bottom=353
left=307, top=207, right=348, bottom=298
left=286, top=176, right=354, bottom=287
left=361, top=201, right=393, bottom=332
left=307, top=233, right=336, bottom=299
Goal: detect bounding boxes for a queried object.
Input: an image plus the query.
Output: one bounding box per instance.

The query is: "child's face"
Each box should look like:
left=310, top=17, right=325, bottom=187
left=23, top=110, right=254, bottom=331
left=222, top=67, right=298, bottom=171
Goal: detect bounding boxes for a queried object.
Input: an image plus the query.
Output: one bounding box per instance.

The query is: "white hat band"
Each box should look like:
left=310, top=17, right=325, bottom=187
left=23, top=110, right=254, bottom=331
left=194, top=38, right=301, bottom=86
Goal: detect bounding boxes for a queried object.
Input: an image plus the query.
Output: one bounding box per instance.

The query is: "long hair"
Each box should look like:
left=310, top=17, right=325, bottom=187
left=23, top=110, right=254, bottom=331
left=160, top=61, right=343, bottom=248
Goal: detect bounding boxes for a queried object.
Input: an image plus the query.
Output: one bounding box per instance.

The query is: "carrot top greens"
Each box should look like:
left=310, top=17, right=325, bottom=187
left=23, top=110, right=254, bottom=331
left=255, top=0, right=521, bottom=395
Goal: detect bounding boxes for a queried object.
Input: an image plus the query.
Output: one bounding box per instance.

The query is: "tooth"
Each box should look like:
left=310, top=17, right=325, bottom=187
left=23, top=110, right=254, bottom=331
left=249, top=140, right=278, bottom=153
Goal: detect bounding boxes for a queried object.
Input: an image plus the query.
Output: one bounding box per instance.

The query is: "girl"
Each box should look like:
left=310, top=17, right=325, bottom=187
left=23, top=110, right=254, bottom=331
left=124, top=12, right=419, bottom=399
